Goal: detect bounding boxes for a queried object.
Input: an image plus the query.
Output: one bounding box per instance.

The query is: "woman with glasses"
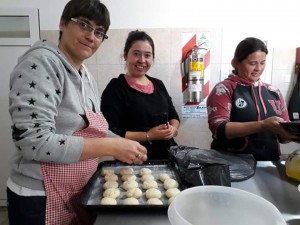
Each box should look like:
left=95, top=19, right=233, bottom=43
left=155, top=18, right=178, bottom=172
left=6, top=1, right=147, bottom=224
left=101, top=30, right=180, bottom=160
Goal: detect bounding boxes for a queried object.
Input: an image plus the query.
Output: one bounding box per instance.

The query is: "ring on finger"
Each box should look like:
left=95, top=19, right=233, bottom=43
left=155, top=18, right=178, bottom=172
left=135, top=153, right=141, bottom=158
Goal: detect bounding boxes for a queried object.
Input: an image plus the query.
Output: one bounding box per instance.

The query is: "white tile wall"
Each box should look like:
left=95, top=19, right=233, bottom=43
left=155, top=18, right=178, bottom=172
left=41, top=29, right=300, bottom=154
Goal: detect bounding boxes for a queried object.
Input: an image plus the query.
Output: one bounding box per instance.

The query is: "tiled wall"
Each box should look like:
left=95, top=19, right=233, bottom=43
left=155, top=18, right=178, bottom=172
left=41, top=28, right=299, bottom=155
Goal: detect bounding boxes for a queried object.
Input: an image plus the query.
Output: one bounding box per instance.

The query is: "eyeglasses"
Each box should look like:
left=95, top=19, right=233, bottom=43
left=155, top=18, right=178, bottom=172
left=71, top=18, right=108, bottom=40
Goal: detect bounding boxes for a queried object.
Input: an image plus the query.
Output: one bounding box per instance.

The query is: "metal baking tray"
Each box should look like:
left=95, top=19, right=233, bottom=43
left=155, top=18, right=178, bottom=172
left=81, top=160, right=184, bottom=210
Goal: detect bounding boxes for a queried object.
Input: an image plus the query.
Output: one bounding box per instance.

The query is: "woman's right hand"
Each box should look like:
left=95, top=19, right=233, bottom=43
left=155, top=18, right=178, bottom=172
left=261, top=116, right=298, bottom=141
left=260, top=116, right=285, bottom=134
left=111, top=137, right=148, bottom=164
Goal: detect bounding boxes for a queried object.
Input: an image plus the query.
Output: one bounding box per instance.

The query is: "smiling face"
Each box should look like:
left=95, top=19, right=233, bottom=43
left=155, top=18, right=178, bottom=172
left=58, top=17, right=104, bottom=70
left=232, top=51, right=267, bottom=82
left=125, top=40, right=153, bottom=78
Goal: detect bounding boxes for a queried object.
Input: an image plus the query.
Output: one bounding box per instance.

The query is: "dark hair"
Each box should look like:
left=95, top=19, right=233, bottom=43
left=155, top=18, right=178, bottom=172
left=123, top=30, right=155, bottom=59
left=234, top=37, right=268, bottom=62
left=59, top=0, right=110, bottom=40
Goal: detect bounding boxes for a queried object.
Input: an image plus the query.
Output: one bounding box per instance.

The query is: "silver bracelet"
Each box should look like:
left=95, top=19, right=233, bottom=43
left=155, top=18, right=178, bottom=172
left=146, top=131, right=152, bottom=145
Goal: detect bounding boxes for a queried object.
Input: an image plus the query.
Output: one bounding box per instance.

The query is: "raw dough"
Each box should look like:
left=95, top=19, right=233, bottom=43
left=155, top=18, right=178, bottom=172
left=139, top=168, right=152, bottom=176
left=145, top=188, right=162, bottom=199
left=100, top=197, right=117, bottom=205
left=142, top=180, right=158, bottom=189
left=126, top=187, right=142, bottom=198
left=159, top=173, right=170, bottom=182
left=165, top=188, right=180, bottom=198
left=103, top=188, right=120, bottom=199
left=141, top=174, right=155, bottom=182
left=101, top=168, right=114, bottom=176
left=103, top=180, right=118, bottom=190
left=163, top=179, right=178, bottom=189
left=122, top=180, right=138, bottom=190
left=123, top=197, right=139, bottom=205
left=121, top=174, right=137, bottom=181
left=120, top=167, right=134, bottom=176
left=146, top=198, right=163, bottom=205
left=104, top=173, right=118, bottom=181
left=168, top=196, right=175, bottom=205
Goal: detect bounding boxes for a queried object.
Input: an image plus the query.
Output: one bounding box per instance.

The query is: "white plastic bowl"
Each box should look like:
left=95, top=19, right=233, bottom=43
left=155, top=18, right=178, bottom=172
left=168, top=186, right=286, bottom=225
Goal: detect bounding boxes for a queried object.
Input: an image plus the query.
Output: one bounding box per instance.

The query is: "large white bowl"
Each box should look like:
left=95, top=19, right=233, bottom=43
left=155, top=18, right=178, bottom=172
left=168, top=186, right=286, bottom=225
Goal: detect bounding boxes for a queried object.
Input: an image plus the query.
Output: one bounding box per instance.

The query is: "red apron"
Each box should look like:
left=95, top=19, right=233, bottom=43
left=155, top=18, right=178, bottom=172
left=42, top=110, right=108, bottom=225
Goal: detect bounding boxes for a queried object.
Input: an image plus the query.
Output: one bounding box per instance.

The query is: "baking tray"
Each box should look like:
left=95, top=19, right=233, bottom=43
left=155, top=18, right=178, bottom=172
left=80, top=160, right=185, bottom=210
left=280, top=121, right=300, bottom=136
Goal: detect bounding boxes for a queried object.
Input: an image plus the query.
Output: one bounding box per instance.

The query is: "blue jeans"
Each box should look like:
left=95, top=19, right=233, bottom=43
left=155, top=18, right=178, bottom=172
left=7, top=188, right=46, bottom=225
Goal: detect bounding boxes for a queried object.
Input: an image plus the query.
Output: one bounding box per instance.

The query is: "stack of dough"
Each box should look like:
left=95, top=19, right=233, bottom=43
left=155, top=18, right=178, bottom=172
left=123, top=197, right=139, bottom=205
left=159, top=173, right=170, bottom=182
left=163, top=178, right=181, bottom=204
left=120, top=167, right=134, bottom=176
left=163, top=178, right=179, bottom=189
left=123, top=180, right=138, bottom=191
left=100, top=169, right=120, bottom=205
left=119, top=167, right=140, bottom=205
left=101, top=168, right=114, bottom=176
left=139, top=168, right=152, bottom=176
left=126, top=187, right=142, bottom=198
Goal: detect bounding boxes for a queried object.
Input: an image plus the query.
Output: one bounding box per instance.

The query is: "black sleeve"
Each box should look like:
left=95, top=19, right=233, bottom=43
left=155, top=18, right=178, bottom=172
left=100, top=78, right=126, bottom=137
left=155, top=79, right=180, bottom=122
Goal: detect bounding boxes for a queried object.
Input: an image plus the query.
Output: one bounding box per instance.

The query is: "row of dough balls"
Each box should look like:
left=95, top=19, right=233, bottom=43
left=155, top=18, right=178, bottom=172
left=101, top=186, right=181, bottom=205
left=102, top=167, right=152, bottom=177
left=102, top=174, right=179, bottom=190
left=102, top=167, right=179, bottom=188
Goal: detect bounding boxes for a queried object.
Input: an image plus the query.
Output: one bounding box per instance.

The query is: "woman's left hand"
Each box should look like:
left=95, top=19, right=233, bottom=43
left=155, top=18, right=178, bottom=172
left=147, top=124, right=177, bottom=141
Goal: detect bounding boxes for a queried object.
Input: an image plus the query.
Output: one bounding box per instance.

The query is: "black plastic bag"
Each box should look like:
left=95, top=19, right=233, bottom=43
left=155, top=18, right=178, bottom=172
left=169, top=145, right=257, bottom=187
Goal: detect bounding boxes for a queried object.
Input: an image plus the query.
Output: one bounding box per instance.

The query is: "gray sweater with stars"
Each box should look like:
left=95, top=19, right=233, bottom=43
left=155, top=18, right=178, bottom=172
left=8, top=40, right=111, bottom=191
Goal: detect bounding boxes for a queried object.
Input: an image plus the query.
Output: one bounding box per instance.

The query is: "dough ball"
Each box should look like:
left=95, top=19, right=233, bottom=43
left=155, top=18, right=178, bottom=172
left=159, top=173, right=170, bottom=182
left=139, top=168, right=152, bottom=176
left=146, top=198, right=163, bottom=205
left=104, top=173, right=118, bottom=181
left=141, top=174, right=155, bottom=182
left=123, top=197, right=139, bottom=205
left=101, top=168, right=114, bottom=176
left=145, top=188, right=162, bottom=199
left=168, top=196, right=175, bottom=205
left=164, top=179, right=179, bottom=189
left=120, top=167, right=134, bottom=176
left=100, top=197, right=117, bottom=205
left=103, top=188, right=120, bottom=199
left=122, top=180, right=138, bottom=190
left=165, top=188, right=180, bottom=198
left=103, top=180, right=118, bottom=190
left=121, top=174, right=137, bottom=181
left=126, top=187, right=142, bottom=198
left=142, top=180, right=158, bottom=189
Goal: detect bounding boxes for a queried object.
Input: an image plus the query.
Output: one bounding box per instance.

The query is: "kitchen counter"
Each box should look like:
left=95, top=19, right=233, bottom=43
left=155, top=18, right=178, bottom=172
left=94, top=161, right=300, bottom=225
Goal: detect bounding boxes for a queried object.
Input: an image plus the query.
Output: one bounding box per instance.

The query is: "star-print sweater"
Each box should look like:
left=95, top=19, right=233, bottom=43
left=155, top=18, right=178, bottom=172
left=8, top=40, right=112, bottom=192
left=207, top=74, right=289, bottom=161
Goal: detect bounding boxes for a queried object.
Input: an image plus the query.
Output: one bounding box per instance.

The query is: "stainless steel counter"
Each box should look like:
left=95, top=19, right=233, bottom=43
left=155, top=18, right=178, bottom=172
left=94, top=161, right=300, bottom=225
